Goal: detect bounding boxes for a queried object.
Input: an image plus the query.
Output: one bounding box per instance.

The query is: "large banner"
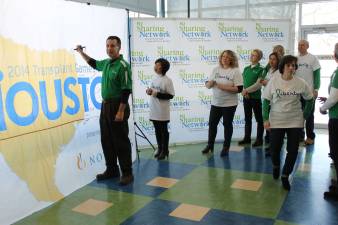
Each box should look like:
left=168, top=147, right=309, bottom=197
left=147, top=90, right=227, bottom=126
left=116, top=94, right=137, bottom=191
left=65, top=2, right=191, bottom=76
left=0, top=0, right=135, bottom=224
left=131, top=18, right=291, bottom=146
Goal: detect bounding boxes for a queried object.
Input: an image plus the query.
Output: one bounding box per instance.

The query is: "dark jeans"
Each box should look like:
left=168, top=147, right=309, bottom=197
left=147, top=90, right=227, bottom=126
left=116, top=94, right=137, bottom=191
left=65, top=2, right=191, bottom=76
left=243, top=98, right=264, bottom=141
left=329, top=118, right=338, bottom=180
left=270, top=128, right=301, bottom=176
left=301, top=97, right=315, bottom=140
left=208, top=105, right=237, bottom=148
left=99, top=99, right=132, bottom=176
left=152, top=120, right=169, bottom=153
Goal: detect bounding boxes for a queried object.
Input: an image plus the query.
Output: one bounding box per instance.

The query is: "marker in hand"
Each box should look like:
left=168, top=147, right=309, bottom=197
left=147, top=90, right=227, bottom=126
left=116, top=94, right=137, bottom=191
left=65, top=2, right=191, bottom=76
left=74, top=45, right=86, bottom=51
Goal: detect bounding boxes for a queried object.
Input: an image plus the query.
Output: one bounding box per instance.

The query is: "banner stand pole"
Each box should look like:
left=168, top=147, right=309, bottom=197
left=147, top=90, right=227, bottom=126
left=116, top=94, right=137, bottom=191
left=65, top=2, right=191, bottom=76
left=126, top=9, right=156, bottom=161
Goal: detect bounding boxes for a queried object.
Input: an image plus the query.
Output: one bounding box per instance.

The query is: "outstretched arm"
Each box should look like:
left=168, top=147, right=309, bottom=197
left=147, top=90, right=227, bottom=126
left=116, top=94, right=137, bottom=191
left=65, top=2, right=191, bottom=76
left=74, top=45, right=96, bottom=69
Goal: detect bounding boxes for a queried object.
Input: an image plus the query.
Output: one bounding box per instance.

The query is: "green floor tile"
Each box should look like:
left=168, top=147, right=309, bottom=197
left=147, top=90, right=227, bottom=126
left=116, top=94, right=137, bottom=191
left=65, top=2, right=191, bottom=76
left=140, top=143, right=225, bottom=165
left=14, top=186, right=153, bottom=225
left=158, top=166, right=287, bottom=219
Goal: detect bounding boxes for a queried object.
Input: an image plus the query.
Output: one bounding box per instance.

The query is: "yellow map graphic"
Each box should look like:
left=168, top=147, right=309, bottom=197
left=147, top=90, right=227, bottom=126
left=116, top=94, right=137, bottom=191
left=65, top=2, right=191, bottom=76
left=0, top=36, right=84, bottom=201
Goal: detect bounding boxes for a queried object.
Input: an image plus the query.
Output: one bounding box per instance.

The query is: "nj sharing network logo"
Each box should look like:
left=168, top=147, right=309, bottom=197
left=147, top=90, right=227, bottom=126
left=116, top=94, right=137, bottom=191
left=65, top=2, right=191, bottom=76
left=218, top=22, right=249, bottom=41
left=136, top=21, right=170, bottom=42
left=179, top=22, right=211, bottom=41
left=256, top=23, right=284, bottom=42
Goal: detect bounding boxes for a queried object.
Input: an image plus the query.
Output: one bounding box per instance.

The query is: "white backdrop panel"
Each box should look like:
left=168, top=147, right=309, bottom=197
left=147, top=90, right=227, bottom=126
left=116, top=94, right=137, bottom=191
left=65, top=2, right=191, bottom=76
left=131, top=18, right=290, bottom=147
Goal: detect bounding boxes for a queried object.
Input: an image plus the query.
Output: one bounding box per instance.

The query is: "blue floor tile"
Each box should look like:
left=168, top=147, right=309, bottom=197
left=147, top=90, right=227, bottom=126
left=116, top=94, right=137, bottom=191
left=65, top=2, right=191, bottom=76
left=204, top=147, right=274, bottom=174
left=278, top=177, right=338, bottom=225
left=89, top=159, right=197, bottom=197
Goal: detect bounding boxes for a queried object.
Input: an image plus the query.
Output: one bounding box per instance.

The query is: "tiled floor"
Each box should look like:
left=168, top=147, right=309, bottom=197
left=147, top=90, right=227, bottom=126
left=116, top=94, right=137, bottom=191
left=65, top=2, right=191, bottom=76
left=14, top=131, right=338, bottom=225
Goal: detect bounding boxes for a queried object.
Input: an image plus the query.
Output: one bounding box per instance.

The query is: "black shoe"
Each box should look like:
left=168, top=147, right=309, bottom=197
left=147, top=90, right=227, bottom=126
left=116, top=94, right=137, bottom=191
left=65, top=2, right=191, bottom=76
left=324, top=190, right=338, bottom=201
left=202, top=145, right=214, bottom=154
left=252, top=140, right=263, bottom=147
left=220, top=147, right=229, bottom=157
left=96, top=170, right=120, bottom=181
left=119, top=174, right=134, bottom=186
left=154, top=149, right=161, bottom=158
left=158, top=151, right=169, bottom=160
left=273, top=167, right=280, bottom=180
left=238, top=139, right=251, bottom=145
left=281, top=176, right=290, bottom=191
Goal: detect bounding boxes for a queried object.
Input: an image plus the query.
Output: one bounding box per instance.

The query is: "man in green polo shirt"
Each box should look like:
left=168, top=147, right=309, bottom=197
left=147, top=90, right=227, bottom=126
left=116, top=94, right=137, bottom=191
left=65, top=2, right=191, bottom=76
left=75, top=36, right=133, bottom=186
left=319, top=43, right=338, bottom=200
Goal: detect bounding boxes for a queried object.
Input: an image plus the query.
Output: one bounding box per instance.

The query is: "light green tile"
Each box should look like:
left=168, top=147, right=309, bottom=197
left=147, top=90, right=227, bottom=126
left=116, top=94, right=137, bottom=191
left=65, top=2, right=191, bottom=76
left=159, top=166, right=287, bottom=219
left=14, top=186, right=153, bottom=225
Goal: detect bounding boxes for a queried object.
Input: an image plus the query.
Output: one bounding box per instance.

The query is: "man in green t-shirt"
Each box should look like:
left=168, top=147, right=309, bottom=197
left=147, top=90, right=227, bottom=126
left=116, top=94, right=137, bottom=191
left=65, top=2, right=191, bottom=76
left=75, top=36, right=133, bottom=186
left=319, top=43, right=338, bottom=201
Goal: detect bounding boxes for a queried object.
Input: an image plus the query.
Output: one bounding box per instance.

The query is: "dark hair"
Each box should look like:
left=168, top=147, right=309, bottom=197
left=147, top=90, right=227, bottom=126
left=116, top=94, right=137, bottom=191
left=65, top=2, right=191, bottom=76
left=106, top=36, right=121, bottom=48
left=269, top=52, right=280, bottom=72
left=335, top=43, right=338, bottom=60
left=155, top=58, right=170, bottom=75
left=279, top=55, right=298, bottom=74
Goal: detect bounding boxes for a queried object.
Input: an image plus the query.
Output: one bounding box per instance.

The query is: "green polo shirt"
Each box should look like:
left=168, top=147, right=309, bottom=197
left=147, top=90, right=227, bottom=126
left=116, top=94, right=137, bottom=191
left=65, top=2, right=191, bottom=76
left=260, top=63, right=270, bottom=80
left=243, top=63, right=264, bottom=99
left=329, top=68, right=338, bottom=119
left=96, top=55, right=132, bottom=100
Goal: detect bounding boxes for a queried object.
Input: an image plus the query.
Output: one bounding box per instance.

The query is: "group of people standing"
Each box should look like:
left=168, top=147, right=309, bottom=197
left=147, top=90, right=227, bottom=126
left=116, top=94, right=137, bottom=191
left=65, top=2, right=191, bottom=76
left=75, top=35, right=338, bottom=200
left=201, top=40, right=338, bottom=197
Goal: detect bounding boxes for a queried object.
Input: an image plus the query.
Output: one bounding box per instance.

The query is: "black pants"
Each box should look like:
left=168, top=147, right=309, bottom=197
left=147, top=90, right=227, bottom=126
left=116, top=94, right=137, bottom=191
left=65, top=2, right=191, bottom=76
left=152, top=120, right=169, bottom=153
left=208, top=105, right=237, bottom=148
left=265, top=130, right=270, bottom=144
left=99, top=99, right=132, bottom=176
left=329, top=119, right=338, bottom=181
left=301, top=98, right=315, bottom=140
left=243, top=98, right=264, bottom=141
left=270, top=128, right=301, bottom=176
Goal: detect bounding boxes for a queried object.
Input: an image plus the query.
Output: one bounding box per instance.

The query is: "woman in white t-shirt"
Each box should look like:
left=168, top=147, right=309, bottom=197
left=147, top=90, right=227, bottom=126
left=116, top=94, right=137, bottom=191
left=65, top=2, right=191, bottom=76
left=202, top=50, right=243, bottom=157
left=262, top=55, right=313, bottom=190
left=146, top=58, right=175, bottom=160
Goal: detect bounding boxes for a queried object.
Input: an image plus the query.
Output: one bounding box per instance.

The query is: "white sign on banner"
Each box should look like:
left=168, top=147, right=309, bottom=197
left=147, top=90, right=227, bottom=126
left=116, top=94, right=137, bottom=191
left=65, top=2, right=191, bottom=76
left=0, top=0, right=134, bottom=224
left=131, top=18, right=291, bottom=147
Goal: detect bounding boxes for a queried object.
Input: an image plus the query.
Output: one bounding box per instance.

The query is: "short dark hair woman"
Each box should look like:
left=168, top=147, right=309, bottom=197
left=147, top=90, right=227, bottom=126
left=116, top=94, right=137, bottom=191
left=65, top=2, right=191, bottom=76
left=262, top=55, right=313, bottom=190
left=146, top=58, right=175, bottom=160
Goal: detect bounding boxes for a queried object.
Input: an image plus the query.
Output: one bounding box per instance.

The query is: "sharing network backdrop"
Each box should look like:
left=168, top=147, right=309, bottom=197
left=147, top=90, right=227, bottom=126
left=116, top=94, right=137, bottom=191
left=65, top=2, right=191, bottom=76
left=131, top=18, right=291, bottom=146
left=0, top=0, right=134, bottom=224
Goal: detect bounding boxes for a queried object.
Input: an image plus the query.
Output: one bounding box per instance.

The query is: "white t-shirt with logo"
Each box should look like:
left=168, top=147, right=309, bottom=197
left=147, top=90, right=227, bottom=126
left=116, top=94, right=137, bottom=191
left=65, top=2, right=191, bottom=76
left=265, top=68, right=281, bottom=82
left=149, top=75, right=175, bottom=121
left=295, top=53, right=321, bottom=89
left=262, top=75, right=313, bottom=128
left=209, top=66, right=243, bottom=107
